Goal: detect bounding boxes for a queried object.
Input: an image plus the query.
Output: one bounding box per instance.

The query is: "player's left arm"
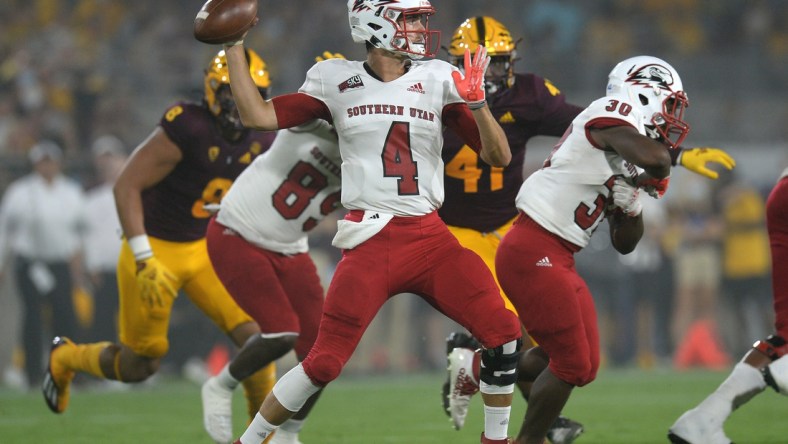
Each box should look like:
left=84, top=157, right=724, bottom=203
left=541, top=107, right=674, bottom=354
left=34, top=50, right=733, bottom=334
left=533, top=76, right=583, bottom=136
left=449, top=47, right=511, bottom=167
left=670, top=146, right=736, bottom=179
left=472, top=106, right=511, bottom=167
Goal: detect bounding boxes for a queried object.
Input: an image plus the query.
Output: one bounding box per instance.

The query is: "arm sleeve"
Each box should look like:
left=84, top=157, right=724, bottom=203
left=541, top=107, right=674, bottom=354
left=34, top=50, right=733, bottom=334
left=443, top=102, right=482, bottom=153
left=271, top=93, right=332, bottom=129
left=532, top=75, right=583, bottom=137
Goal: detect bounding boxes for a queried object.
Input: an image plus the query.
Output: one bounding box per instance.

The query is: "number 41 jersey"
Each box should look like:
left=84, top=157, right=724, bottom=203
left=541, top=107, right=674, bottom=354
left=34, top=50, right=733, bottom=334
left=299, top=58, right=466, bottom=217
left=516, top=94, right=648, bottom=249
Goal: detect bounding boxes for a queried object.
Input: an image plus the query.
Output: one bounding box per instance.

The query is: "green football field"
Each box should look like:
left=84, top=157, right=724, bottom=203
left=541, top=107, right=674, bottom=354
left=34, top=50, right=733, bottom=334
left=1, top=368, right=784, bottom=443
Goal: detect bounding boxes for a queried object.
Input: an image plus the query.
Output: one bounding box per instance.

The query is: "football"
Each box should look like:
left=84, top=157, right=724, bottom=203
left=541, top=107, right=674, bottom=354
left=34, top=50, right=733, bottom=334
left=194, top=0, right=258, bottom=44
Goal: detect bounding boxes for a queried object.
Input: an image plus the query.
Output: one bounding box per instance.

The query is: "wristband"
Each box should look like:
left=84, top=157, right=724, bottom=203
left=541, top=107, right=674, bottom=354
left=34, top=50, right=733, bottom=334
left=128, top=235, right=154, bottom=261
left=224, top=39, right=244, bottom=48
left=669, top=147, right=683, bottom=166
left=468, top=100, right=486, bottom=111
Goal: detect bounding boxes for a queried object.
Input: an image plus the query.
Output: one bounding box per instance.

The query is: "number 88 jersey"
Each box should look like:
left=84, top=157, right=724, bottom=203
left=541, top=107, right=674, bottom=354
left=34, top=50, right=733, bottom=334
left=216, top=119, right=342, bottom=255
left=516, top=94, right=647, bottom=249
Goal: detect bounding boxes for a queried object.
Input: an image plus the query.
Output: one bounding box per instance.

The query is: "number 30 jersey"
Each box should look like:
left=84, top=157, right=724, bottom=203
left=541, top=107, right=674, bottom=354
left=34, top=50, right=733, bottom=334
left=299, top=58, right=468, bottom=216
left=516, top=94, right=647, bottom=248
left=217, top=120, right=342, bottom=255
left=143, top=102, right=275, bottom=241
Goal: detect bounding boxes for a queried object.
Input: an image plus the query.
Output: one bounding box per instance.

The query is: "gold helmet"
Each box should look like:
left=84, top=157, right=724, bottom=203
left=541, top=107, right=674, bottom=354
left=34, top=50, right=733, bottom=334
left=204, top=48, right=271, bottom=131
left=448, top=16, right=516, bottom=94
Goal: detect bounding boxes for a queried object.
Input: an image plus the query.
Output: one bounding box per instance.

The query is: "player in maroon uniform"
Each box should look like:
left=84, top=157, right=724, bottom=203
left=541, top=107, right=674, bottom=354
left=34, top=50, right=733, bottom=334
left=42, top=49, right=278, bottom=424
left=438, top=17, right=585, bottom=444
left=669, top=168, right=788, bottom=444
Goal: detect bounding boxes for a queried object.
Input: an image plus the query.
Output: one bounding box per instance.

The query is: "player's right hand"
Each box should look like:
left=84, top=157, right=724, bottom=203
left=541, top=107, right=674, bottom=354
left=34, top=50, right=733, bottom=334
left=136, top=257, right=177, bottom=309
left=637, top=174, right=670, bottom=199
left=679, top=147, right=736, bottom=180
left=451, top=47, right=490, bottom=110
left=223, top=18, right=259, bottom=48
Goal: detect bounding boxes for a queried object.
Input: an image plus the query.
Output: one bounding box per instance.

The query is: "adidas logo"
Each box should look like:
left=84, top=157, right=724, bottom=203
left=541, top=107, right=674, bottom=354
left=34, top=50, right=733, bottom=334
left=407, top=82, right=426, bottom=94
left=367, top=213, right=380, bottom=220
left=535, top=256, right=552, bottom=267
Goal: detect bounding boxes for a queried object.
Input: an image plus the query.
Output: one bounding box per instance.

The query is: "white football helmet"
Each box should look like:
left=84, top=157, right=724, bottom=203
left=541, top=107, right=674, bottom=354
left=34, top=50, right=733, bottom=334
left=606, top=55, right=690, bottom=148
left=347, top=0, right=439, bottom=59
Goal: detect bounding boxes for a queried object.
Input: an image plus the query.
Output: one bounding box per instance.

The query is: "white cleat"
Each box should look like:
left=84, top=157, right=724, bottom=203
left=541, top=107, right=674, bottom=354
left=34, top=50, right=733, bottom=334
left=268, top=429, right=304, bottom=444
left=668, top=408, right=732, bottom=444
left=201, top=376, right=235, bottom=443
left=446, top=347, right=480, bottom=430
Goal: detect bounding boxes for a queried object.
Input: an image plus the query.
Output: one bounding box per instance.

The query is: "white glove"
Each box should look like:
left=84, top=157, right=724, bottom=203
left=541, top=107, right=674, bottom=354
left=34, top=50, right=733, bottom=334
left=611, top=178, right=642, bottom=217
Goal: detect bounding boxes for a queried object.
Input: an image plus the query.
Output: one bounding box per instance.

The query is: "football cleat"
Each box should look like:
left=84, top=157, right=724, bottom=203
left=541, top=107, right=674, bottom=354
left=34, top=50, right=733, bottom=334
left=547, top=416, right=585, bottom=444
left=668, top=408, right=733, bottom=444
left=442, top=332, right=481, bottom=419
left=446, top=346, right=480, bottom=430
left=202, top=376, right=235, bottom=443
left=268, top=430, right=304, bottom=444
left=42, top=336, right=75, bottom=414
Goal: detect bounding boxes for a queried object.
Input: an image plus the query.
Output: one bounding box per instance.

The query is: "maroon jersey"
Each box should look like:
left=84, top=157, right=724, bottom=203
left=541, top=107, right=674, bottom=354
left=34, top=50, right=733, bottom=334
left=767, top=174, right=788, bottom=339
left=439, top=73, right=582, bottom=232
left=143, top=102, right=276, bottom=241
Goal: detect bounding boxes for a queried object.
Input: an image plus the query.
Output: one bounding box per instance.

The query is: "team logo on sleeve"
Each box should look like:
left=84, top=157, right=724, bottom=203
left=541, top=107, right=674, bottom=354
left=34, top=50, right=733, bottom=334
left=208, top=146, right=219, bottom=162
left=626, top=64, right=674, bottom=91
left=339, top=75, right=365, bottom=93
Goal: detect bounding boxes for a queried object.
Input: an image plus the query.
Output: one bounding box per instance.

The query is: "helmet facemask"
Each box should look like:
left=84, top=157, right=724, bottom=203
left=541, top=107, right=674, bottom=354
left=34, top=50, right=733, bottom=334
left=213, top=84, right=269, bottom=133
left=649, top=91, right=689, bottom=148
left=204, top=49, right=271, bottom=137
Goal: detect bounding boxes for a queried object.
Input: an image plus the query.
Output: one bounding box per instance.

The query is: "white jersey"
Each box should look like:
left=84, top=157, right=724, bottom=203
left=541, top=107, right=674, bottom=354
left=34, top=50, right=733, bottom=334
left=516, top=94, right=647, bottom=248
left=217, top=120, right=341, bottom=255
left=299, top=58, right=465, bottom=216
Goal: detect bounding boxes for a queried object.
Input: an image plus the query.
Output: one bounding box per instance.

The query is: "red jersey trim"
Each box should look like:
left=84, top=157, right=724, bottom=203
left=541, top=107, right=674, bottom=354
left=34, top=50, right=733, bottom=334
left=584, top=117, right=634, bottom=150
left=442, top=102, right=482, bottom=152
left=272, top=93, right=332, bottom=129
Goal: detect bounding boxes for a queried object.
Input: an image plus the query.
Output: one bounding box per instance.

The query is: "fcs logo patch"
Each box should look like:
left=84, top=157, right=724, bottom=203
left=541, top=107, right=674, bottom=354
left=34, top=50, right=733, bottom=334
left=339, top=75, right=365, bottom=93
left=626, top=64, right=674, bottom=91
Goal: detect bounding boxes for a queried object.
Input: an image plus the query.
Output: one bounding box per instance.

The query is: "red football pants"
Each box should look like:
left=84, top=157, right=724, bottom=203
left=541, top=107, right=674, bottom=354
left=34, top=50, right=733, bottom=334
left=767, top=176, right=788, bottom=341
left=496, top=213, right=599, bottom=386
left=206, top=218, right=324, bottom=358
left=301, top=211, right=522, bottom=386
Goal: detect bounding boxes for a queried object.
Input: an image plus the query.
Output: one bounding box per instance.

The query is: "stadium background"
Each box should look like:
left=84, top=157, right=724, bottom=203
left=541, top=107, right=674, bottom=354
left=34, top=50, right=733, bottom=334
left=0, top=1, right=786, bottom=439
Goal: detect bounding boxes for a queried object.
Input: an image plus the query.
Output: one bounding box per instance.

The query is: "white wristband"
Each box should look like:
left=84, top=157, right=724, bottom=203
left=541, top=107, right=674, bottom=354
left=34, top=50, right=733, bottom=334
left=223, top=39, right=244, bottom=48
left=128, top=235, right=153, bottom=261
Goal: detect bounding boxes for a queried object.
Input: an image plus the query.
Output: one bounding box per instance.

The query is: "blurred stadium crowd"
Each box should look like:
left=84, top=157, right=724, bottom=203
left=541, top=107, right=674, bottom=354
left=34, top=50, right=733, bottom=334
left=0, top=0, right=787, bottom=386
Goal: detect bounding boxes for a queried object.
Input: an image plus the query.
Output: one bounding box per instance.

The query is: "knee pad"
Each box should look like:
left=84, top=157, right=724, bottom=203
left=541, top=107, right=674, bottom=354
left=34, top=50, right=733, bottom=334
left=753, top=335, right=787, bottom=361
left=134, top=336, right=169, bottom=359
left=553, top=359, right=596, bottom=387
left=479, top=338, right=522, bottom=390
left=303, top=353, right=344, bottom=387
left=272, top=364, right=322, bottom=412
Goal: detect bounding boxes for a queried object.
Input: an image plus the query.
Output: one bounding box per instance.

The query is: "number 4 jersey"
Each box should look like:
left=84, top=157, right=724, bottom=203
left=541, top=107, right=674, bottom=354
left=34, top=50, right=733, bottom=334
left=298, top=58, right=473, bottom=217
left=516, top=94, right=647, bottom=248
left=216, top=120, right=342, bottom=255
